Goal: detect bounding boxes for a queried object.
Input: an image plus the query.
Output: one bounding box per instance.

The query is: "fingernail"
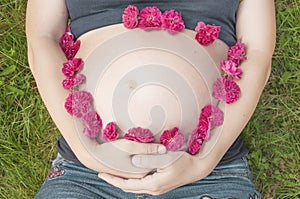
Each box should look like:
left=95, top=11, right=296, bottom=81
left=132, top=156, right=141, bottom=165
left=158, top=146, right=166, bottom=154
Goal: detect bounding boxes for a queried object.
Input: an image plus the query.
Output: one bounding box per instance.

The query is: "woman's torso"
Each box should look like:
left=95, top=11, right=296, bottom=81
left=57, top=0, right=248, bottom=166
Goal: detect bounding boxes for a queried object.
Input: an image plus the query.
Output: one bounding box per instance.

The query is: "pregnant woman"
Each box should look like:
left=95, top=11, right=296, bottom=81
left=26, top=0, right=276, bottom=198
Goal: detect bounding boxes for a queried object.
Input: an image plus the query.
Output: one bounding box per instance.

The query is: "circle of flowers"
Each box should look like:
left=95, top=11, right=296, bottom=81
left=59, top=5, right=247, bottom=155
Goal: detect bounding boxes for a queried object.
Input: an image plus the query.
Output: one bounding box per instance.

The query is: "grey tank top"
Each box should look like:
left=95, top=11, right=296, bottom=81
left=57, top=0, right=248, bottom=166
left=66, top=0, right=239, bottom=46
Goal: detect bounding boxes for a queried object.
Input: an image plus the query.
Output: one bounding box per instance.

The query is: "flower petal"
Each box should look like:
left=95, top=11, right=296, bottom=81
left=124, top=127, right=155, bottom=143
left=138, top=6, right=162, bottom=30
left=101, top=122, right=119, bottom=141
left=212, top=77, right=241, bottom=104
left=122, top=5, right=139, bottom=29
left=159, top=127, right=185, bottom=151
left=195, top=22, right=221, bottom=46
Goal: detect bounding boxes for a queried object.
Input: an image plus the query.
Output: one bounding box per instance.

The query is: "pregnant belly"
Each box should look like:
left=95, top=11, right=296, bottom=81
left=74, top=24, right=228, bottom=174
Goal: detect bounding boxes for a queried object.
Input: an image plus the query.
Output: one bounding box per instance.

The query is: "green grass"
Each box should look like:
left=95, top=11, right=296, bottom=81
left=0, top=0, right=299, bottom=198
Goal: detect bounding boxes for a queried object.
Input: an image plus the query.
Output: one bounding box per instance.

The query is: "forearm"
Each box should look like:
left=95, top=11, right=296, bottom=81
left=217, top=50, right=272, bottom=148
left=195, top=0, right=276, bottom=175
left=27, top=37, right=100, bottom=169
left=25, top=0, right=110, bottom=174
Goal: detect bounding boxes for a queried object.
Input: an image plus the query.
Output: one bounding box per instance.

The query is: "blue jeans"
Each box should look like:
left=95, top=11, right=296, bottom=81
left=35, top=154, right=261, bottom=199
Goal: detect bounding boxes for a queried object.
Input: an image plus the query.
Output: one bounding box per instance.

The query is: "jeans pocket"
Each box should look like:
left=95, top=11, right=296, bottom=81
left=47, top=154, right=67, bottom=179
left=209, top=157, right=251, bottom=180
left=47, top=166, right=66, bottom=179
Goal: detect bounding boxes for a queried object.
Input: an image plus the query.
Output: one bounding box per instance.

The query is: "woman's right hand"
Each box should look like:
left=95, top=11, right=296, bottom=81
left=91, top=139, right=167, bottom=179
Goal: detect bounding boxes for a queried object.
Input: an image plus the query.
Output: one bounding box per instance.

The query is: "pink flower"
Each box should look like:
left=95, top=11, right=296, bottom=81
left=227, top=39, right=247, bottom=65
left=159, top=127, right=185, bottom=151
left=60, top=27, right=81, bottom=60
left=64, top=94, right=73, bottom=115
left=124, top=127, right=155, bottom=143
left=64, top=91, right=93, bottom=118
left=138, top=6, right=162, bottom=30
left=122, top=5, right=139, bottom=29
left=187, top=128, right=198, bottom=146
left=200, top=104, right=224, bottom=128
left=196, top=118, right=211, bottom=141
left=62, top=74, right=86, bottom=90
left=101, top=122, right=119, bottom=141
left=73, top=74, right=86, bottom=86
left=187, top=119, right=209, bottom=155
left=82, top=111, right=103, bottom=128
left=62, top=78, right=75, bottom=90
left=82, top=111, right=102, bottom=139
left=195, top=21, right=221, bottom=46
left=221, top=60, right=243, bottom=80
left=212, top=77, right=241, bottom=104
left=188, top=138, right=203, bottom=155
left=83, top=127, right=100, bottom=139
left=62, top=58, right=84, bottom=77
left=161, top=10, right=185, bottom=34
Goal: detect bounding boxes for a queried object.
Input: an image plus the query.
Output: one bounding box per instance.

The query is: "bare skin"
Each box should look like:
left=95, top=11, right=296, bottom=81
left=26, top=0, right=276, bottom=194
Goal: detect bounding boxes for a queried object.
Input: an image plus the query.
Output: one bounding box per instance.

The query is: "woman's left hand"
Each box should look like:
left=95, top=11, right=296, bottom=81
left=98, top=151, right=211, bottom=195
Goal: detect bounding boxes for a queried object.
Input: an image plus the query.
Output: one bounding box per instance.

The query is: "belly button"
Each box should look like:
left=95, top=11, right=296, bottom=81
left=128, top=80, right=137, bottom=90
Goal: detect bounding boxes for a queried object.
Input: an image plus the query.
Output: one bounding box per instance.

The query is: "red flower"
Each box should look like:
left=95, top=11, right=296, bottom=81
left=124, top=127, right=155, bottom=143
left=101, top=122, right=119, bottom=141
left=212, top=77, right=241, bottom=104
left=122, top=5, right=139, bottom=29
left=59, top=27, right=80, bottom=60
left=227, top=39, right=247, bottom=65
left=159, top=127, right=185, bottom=151
left=62, top=74, right=86, bottom=90
left=195, top=21, right=220, bottom=46
left=196, top=117, right=211, bottom=141
left=188, top=118, right=210, bottom=143
left=188, top=138, right=203, bottom=155
left=161, top=10, right=185, bottom=34
left=221, top=60, right=243, bottom=80
left=187, top=124, right=206, bottom=155
left=138, top=6, right=162, bottom=30
left=64, top=91, right=93, bottom=118
left=62, top=78, right=75, bottom=90
left=82, top=111, right=102, bottom=139
left=200, top=104, right=224, bottom=128
left=62, top=58, right=84, bottom=77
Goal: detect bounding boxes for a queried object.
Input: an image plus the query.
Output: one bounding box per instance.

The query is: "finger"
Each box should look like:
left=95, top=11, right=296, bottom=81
left=98, top=172, right=176, bottom=195
left=111, top=139, right=167, bottom=155
left=98, top=172, right=151, bottom=190
left=132, top=151, right=185, bottom=169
